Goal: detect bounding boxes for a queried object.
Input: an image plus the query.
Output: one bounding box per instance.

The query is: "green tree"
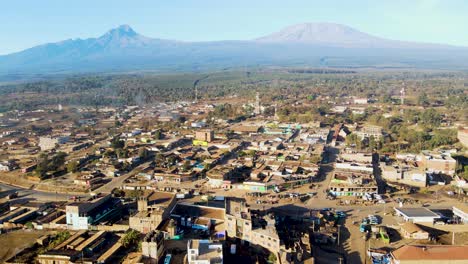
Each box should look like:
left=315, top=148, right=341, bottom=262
left=182, top=160, right=191, bottom=172
left=49, top=152, right=67, bottom=171
left=111, top=136, right=125, bottom=149
left=138, top=147, right=149, bottom=159
left=267, top=252, right=277, bottom=263
left=67, top=161, right=79, bottom=173
left=35, top=153, right=49, bottom=177
left=418, top=92, right=430, bottom=106
left=122, top=230, right=141, bottom=248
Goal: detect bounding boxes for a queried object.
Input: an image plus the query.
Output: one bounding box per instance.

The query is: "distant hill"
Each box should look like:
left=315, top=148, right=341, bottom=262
left=1, top=23, right=467, bottom=77
left=255, top=23, right=458, bottom=49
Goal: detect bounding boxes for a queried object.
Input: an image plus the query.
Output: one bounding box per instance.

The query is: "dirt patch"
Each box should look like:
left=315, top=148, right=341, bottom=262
left=0, top=229, right=49, bottom=262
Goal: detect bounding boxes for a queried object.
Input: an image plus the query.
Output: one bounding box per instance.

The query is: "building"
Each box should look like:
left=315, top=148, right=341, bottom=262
left=65, top=194, right=118, bottom=230
left=141, top=230, right=165, bottom=261
left=353, top=98, right=368, bottom=104
left=225, top=198, right=281, bottom=254
left=400, top=222, right=429, bottom=240
left=394, top=208, right=440, bottom=223
left=328, top=171, right=378, bottom=197
left=420, top=151, right=456, bottom=176
left=355, top=125, right=384, bottom=140
left=381, top=163, right=427, bottom=187
left=0, top=160, right=18, bottom=171
left=453, top=204, right=468, bottom=224
left=36, top=231, right=121, bottom=264
left=170, top=203, right=225, bottom=232
left=39, top=136, right=69, bottom=151
left=195, top=130, right=214, bottom=143
left=187, top=239, right=223, bottom=264
left=129, top=191, right=176, bottom=233
left=390, top=245, right=468, bottom=264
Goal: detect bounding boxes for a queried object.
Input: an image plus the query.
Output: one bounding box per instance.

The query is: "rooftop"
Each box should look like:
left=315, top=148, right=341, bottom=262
left=171, top=203, right=225, bottom=220
left=188, top=240, right=223, bottom=264
left=395, top=208, right=439, bottom=218
left=392, top=245, right=468, bottom=260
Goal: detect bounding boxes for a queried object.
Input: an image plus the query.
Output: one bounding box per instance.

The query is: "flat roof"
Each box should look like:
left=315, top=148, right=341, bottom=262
left=172, top=203, right=225, bottom=220
left=392, top=245, right=468, bottom=260
left=395, top=208, right=439, bottom=218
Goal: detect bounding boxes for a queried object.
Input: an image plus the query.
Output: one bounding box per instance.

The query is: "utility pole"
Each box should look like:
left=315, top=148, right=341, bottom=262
left=337, top=224, right=341, bottom=246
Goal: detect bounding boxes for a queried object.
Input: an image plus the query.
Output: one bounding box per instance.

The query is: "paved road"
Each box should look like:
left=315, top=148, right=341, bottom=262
left=93, top=161, right=152, bottom=194
left=0, top=182, right=72, bottom=201
left=0, top=161, right=153, bottom=201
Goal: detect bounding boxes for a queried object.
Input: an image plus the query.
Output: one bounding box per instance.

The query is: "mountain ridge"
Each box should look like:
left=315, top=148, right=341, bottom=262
left=1, top=23, right=467, bottom=75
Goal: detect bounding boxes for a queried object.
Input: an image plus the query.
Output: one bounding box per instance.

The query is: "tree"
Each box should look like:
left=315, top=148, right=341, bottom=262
left=35, top=153, right=49, bottom=177
left=116, top=148, right=129, bottom=159
left=111, top=188, right=125, bottom=197
left=67, top=161, right=79, bottom=173
left=267, top=252, right=277, bottom=263
left=138, top=147, right=149, bottom=159
left=154, top=130, right=162, bottom=140
left=418, top=93, right=430, bottom=106
left=182, top=160, right=191, bottom=172
left=48, top=152, right=67, bottom=171
left=368, top=136, right=377, bottom=151
left=122, top=230, right=141, bottom=248
left=111, top=136, right=125, bottom=149
left=421, top=108, right=442, bottom=128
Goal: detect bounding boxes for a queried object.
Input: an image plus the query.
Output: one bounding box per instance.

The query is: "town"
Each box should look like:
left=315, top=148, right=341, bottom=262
left=0, top=70, right=467, bottom=264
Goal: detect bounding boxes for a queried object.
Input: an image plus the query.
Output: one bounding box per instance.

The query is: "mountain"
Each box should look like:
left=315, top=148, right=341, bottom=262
left=256, top=23, right=387, bottom=47
left=1, top=23, right=467, bottom=77
left=256, top=23, right=460, bottom=49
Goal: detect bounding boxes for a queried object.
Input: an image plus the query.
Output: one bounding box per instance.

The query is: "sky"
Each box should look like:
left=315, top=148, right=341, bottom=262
left=1, top=0, right=467, bottom=55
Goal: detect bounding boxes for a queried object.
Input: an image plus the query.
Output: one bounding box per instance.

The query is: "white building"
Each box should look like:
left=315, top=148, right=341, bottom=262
left=353, top=98, right=368, bottom=104
left=394, top=208, right=439, bottom=223
left=65, top=194, right=111, bottom=230
left=39, top=136, right=69, bottom=151
left=187, top=240, right=223, bottom=264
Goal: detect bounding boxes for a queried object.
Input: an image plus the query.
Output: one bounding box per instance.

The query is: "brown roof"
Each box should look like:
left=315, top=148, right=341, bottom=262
left=401, top=222, right=426, bottom=234
left=231, top=125, right=261, bottom=133
left=391, top=245, right=468, bottom=260
left=172, top=203, right=225, bottom=220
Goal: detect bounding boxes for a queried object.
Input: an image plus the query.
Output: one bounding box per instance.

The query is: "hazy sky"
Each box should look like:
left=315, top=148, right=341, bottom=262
left=1, top=0, right=467, bottom=54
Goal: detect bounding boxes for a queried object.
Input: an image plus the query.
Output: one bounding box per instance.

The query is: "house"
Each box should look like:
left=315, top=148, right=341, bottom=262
left=452, top=204, right=468, bottom=224
left=353, top=98, right=368, bottom=105
left=394, top=208, right=440, bottom=223
left=39, top=136, right=69, bottom=151
left=0, top=160, right=18, bottom=171
left=390, top=245, right=468, bottom=264
left=328, top=171, right=378, bottom=197
left=225, top=198, right=281, bottom=254
left=195, top=129, right=214, bottom=143
left=400, top=222, right=429, bottom=240
left=187, top=239, right=223, bottom=264
left=381, top=163, right=427, bottom=187
left=231, top=125, right=262, bottom=135
left=355, top=125, right=383, bottom=140
left=141, top=230, right=165, bottom=261
left=420, top=151, right=456, bottom=176
left=129, top=191, right=176, bottom=233
left=170, top=203, right=225, bottom=232
left=65, top=194, right=119, bottom=230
